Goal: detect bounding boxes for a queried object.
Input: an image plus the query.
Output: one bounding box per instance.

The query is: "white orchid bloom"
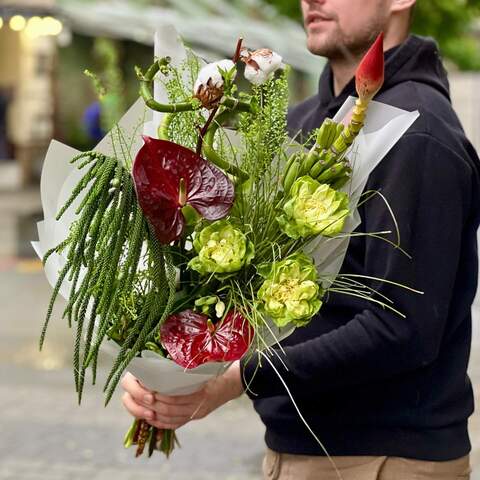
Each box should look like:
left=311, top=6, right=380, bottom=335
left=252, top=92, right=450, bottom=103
left=241, top=48, right=283, bottom=85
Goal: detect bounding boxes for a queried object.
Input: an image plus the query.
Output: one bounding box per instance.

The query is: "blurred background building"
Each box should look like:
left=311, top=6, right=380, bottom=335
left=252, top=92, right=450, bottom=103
left=1, top=0, right=480, bottom=478
left=1, top=0, right=480, bottom=188
left=0, top=0, right=59, bottom=186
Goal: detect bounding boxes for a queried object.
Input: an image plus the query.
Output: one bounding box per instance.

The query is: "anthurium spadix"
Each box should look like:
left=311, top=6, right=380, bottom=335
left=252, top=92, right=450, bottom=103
left=132, top=136, right=234, bottom=244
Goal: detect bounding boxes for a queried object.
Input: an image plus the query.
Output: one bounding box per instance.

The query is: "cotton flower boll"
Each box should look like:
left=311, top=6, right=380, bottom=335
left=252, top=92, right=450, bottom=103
left=194, top=59, right=236, bottom=108
left=194, top=59, right=235, bottom=91
left=244, top=66, right=270, bottom=86
left=242, top=48, right=283, bottom=85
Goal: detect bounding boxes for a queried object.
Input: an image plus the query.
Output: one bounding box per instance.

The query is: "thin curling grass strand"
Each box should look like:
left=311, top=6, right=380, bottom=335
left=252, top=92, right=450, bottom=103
left=256, top=350, right=344, bottom=480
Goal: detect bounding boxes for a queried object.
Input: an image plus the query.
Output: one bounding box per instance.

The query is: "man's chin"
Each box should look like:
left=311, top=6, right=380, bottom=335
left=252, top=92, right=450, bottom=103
left=306, top=37, right=336, bottom=58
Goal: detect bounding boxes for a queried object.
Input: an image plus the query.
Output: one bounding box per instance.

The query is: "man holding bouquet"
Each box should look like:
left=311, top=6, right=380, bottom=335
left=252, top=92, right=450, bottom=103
left=122, top=0, right=480, bottom=478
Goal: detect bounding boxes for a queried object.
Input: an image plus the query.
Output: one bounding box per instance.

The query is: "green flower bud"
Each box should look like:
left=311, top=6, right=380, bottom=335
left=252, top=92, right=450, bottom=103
left=277, top=176, right=350, bottom=239
left=257, top=252, right=322, bottom=327
left=194, top=296, right=218, bottom=307
left=188, top=220, right=255, bottom=275
left=194, top=295, right=218, bottom=313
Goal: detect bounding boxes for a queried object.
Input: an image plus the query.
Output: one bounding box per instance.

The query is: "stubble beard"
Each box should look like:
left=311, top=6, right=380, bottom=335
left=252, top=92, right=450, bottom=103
left=306, top=15, right=386, bottom=62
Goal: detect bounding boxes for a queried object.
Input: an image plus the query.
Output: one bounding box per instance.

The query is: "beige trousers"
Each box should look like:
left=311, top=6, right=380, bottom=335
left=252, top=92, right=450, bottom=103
left=262, top=449, right=471, bottom=480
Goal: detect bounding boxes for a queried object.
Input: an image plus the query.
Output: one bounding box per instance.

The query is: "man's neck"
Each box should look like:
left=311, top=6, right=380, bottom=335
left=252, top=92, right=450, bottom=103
left=330, top=55, right=363, bottom=97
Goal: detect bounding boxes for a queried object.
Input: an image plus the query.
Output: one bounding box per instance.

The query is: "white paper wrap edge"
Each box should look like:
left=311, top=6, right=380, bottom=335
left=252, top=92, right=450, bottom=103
left=33, top=24, right=419, bottom=395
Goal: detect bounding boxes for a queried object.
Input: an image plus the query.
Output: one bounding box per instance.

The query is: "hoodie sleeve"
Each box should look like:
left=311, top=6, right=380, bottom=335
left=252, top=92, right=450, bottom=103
left=241, top=132, right=474, bottom=398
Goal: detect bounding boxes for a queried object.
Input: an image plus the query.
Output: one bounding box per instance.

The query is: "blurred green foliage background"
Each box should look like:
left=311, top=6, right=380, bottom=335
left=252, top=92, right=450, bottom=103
left=56, top=0, right=480, bottom=150
left=263, top=0, right=480, bottom=70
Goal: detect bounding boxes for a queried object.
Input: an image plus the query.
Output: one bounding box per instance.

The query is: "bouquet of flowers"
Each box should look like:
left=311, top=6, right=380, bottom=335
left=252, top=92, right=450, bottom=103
left=33, top=25, right=418, bottom=458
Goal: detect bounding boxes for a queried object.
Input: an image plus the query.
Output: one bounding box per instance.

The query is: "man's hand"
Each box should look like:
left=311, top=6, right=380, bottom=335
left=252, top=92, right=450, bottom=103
left=121, top=361, right=243, bottom=430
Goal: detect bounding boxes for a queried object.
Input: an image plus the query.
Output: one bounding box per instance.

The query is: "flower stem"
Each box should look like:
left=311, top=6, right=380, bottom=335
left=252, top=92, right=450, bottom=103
left=232, top=38, right=243, bottom=63
left=196, top=106, right=219, bottom=155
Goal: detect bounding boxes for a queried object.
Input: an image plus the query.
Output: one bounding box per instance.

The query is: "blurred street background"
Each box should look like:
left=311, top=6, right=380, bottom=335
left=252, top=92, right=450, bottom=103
left=1, top=0, right=480, bottom=478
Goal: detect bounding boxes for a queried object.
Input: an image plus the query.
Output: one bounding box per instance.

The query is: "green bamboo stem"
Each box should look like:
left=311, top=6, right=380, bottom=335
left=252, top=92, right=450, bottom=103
left=157, top=113, right=174, bottom=140
left=201, top=110, right=249, bottom=181
left=136, top=59, right=195, bottom=113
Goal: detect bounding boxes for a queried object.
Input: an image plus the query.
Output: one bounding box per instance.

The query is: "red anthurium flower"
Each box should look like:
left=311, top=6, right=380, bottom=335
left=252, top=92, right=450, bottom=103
left=132, top=136, right=235, bottom=244
left=160, top=309, right=254, bottom=369
left=355, top=32, right=384, bottom=102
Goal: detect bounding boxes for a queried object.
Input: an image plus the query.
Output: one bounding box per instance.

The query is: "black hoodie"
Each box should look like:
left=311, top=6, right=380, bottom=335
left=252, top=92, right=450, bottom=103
left=242, top=36, right=480, bottom=461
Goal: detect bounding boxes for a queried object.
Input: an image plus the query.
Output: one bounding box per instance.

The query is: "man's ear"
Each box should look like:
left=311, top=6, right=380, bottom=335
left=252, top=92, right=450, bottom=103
left=390, top=0, right=416, bottom=13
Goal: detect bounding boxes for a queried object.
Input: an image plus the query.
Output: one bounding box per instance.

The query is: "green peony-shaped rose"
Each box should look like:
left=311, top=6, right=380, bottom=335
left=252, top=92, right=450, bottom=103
left=188, top=220, right=255, bottom=275
left=257, top=252, right=322, bottom=327
left=277, top=176, right=349, bottom=239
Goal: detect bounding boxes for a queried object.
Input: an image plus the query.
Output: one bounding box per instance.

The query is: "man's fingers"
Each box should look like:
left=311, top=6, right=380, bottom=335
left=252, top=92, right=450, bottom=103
left=153, top=389, right=205, bottom=406
left=120, top=374, right=209, bottom=428
left=121, top=373, right=155, bottom=405
left=150, top=412, right=191, bottom=425
left=122, top=392, right=155, bottom=421
left=150, top=399, right=203, bottom=419
left=122, top=392, right=198, bottom=425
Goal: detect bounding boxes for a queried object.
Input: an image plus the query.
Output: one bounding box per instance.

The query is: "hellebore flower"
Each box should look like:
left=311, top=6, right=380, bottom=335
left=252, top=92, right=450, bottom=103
left=160, top=309, right=254, bottom=369
left=132, top=136, right=234, bottom=244
left=257, top=253, right=322, bottom=327
left=240, top=48, right=283, bottom=85
left=194, top=59, right=236, bottom=108
left=188, top=220, right=255, bottom=275
left=355, top=32, right=384, bottom=102
left=277, top=176, right=349, bottom=239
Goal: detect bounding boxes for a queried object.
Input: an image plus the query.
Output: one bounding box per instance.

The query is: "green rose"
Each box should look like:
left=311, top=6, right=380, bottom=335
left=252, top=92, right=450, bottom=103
left=277, top=176, right=349, bottom=239
left=257, top=252, right=322, bottom=327
left=188, top=220, right=255, bottom=275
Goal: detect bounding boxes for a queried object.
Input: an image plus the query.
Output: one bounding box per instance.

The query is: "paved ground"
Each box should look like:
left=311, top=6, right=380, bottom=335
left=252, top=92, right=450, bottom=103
left=0, top=263, right=265, bottom=480
left=1, top=185, right=480, bottom=479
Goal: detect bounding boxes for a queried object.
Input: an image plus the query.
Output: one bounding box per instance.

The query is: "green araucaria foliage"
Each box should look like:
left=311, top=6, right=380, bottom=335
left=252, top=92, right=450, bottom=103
left=41, top=148, right=177, bottom=405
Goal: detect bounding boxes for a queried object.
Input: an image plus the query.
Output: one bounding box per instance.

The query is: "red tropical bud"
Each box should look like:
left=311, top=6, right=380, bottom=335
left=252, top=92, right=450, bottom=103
left=355, top=33, right=384, bottom=102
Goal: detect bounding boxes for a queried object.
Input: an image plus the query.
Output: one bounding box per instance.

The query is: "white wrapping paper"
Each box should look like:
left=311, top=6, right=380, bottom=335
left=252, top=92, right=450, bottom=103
left=33, top=25, right=419, bottom=395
